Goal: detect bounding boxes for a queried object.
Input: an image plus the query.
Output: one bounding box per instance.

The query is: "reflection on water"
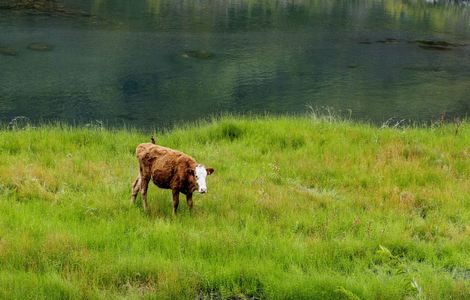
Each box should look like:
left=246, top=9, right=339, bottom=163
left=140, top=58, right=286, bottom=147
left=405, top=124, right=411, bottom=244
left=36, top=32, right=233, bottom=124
left=0, top=0, right=469, bottom=127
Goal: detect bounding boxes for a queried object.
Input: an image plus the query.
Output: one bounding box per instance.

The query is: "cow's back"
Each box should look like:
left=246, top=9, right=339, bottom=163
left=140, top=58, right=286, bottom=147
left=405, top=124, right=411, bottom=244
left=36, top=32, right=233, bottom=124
left=136, top=143, right=171, bottom=161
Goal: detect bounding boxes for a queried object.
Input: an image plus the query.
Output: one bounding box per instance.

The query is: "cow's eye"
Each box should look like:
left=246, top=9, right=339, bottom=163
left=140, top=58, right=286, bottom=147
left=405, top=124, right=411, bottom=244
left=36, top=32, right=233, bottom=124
left=195, top=176, right=199, bottom=180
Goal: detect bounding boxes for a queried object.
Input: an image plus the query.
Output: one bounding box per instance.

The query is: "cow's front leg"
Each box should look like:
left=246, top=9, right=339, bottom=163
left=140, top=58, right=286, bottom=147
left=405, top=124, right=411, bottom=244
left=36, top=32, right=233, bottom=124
left=172, top=190, right=180, bottom=215
left=186, top=193, right=193, bottom=213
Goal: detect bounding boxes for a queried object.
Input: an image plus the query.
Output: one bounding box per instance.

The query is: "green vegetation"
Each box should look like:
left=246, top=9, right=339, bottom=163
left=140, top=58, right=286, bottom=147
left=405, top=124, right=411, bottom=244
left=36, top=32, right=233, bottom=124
left=0, top=116, right=469, bottom=299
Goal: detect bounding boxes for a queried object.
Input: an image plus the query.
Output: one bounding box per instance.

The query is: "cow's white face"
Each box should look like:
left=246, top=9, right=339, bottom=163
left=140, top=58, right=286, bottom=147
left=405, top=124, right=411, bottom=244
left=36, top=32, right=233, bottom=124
left=195, top=164, right=214, bottom=193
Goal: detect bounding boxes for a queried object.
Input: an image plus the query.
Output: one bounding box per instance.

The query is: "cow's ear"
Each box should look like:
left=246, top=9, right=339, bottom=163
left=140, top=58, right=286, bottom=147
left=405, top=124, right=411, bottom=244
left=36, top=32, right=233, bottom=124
left=206, top=168, right=214, bottom=175
left=186, top=168, right=194, bottom=176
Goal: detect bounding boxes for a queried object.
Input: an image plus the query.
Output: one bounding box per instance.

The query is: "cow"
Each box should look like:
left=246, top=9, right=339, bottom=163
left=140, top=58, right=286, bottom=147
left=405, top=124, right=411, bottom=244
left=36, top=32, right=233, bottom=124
left=131, top=141, right=214, bottom=214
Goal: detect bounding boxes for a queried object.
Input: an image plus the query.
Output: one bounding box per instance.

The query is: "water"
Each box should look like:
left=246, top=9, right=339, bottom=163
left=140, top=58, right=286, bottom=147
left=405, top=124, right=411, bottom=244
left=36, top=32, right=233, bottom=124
left=1, top=0, right=469, bottom=128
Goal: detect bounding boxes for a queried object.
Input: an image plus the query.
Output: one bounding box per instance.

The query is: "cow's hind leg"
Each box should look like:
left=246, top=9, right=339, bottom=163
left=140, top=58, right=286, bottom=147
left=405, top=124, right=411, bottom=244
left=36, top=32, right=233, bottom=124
left=140, top=176, right=150, bottom=211
left=131, top=175, right=141, bottom=204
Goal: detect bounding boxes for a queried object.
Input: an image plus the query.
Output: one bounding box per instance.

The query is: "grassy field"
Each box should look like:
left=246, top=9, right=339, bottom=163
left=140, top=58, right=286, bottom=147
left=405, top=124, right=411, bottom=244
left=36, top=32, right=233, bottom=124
left=0, top=116, right=469, bottom=299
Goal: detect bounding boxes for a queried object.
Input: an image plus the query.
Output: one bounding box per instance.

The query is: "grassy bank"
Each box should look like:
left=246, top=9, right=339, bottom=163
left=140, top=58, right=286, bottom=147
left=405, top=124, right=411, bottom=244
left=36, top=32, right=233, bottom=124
left=0, top=117, right=469, bottom=299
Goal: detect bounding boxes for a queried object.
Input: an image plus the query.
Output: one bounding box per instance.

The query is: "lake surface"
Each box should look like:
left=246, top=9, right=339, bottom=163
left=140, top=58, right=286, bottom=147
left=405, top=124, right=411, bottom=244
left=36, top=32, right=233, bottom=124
left=1, top=0, right=469, bottom=128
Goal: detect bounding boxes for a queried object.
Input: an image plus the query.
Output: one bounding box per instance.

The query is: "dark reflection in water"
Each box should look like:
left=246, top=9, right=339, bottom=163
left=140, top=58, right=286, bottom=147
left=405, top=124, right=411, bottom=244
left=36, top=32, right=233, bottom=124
left=0, top=0, right=469, bottom=128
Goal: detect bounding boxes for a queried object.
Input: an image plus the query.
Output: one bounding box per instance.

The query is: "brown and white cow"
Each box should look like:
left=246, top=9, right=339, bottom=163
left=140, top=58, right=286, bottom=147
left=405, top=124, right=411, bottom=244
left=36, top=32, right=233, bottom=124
left=131, top=142, right=214, bottom=214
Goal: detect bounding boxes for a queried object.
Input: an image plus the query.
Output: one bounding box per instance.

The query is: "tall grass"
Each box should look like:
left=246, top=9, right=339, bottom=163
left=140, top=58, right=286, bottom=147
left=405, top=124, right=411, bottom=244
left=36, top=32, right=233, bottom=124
left=0, top=116, right=469, bottom=299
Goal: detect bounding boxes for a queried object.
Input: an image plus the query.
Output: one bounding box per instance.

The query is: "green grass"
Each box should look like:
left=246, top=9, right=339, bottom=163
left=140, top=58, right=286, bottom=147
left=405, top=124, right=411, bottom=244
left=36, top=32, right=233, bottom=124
left=0, top=116, right=469, bottom=299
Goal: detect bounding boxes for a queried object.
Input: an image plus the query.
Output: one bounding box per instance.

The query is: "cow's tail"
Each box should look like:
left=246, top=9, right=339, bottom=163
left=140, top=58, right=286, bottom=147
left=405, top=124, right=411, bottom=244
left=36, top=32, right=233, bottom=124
left=132, top=174, right=141, bottom=190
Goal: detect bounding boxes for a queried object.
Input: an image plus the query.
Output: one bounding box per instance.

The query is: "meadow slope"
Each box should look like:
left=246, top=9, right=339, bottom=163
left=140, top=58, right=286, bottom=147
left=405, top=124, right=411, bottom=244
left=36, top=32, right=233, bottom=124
left=0, top=117, right=469, bottom=299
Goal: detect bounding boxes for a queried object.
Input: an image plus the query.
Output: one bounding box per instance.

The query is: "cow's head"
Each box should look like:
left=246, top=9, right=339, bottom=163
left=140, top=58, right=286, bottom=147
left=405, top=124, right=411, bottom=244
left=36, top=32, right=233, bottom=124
left=188, top=164, right=214, bottom=193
